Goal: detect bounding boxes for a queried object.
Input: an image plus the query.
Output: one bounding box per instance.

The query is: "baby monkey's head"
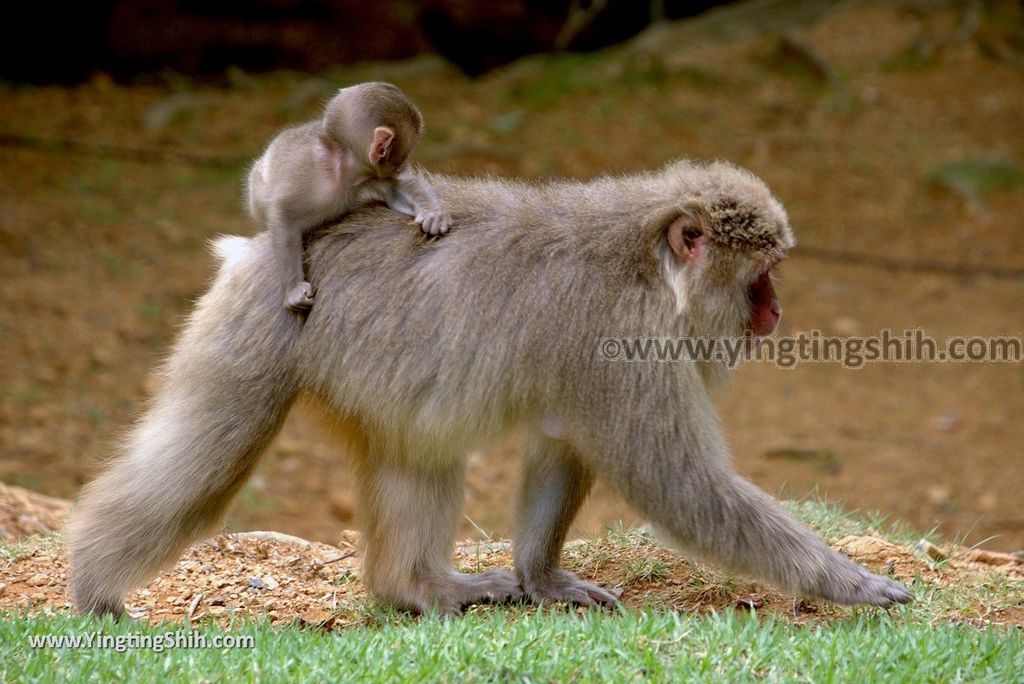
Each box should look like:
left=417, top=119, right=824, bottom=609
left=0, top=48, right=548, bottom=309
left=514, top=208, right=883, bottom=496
left=323, top=81, right=425, bottom=177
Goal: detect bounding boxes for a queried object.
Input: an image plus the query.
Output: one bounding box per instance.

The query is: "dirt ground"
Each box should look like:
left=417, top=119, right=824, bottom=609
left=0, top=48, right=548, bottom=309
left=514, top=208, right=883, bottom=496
left=1, top=483, right=1022, bottom=627
left=1, top=2, right=1023, bottom=553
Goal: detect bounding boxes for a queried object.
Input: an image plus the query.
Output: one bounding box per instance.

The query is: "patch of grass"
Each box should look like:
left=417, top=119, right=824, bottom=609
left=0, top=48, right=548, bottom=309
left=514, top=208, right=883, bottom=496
left=135, top=300, right=163, bottom=321
left=619, top=53, right=669, bottom=88
left=63, top=159, right=125, bottom=194
left=0, top=384, right=46, bottom=404
left=763, top=35, right=834, bottom=85
left=0, top=532, right=59, bottom=562
left=486, top=110, right=525, bottom=136
left=882, top=41, right=942, bottom=73
left=98, top=252, right=138, bottom=278
left=672, top=64, right=727, bottom=91
left=84, top=404, right=106, bottom=426
left=766, top=447, right=840, bottom=474
left=229, top=485, right=281, bottom=519
left=503, top=53, right=609, bottom=108
left=2, top=609, right=1021, bottom=682
left=622, top=558, right=669, bottom=585
left=929, top=157, right=1024, bottom=202
left=783, top=498, right=925, bottom=547
left=601, top=522, right=656, bottom=550
left=63, top=400, right=108, bottom=426
left=2, top=473, right=44, bottom=491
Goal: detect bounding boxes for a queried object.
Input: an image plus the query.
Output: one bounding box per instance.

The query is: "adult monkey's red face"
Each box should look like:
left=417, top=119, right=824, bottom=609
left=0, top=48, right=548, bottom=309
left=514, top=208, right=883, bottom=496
left=746, top=263, right=782, bottom=336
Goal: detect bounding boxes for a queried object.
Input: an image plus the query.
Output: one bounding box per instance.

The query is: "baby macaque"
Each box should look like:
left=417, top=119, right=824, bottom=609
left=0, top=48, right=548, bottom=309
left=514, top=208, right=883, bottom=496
left=246, top=81, right=450, bottom=311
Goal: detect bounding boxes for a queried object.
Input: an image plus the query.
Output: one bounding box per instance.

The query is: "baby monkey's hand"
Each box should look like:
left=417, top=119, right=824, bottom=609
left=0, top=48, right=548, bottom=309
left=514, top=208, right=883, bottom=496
left=416, top=210, right=452, bottom=237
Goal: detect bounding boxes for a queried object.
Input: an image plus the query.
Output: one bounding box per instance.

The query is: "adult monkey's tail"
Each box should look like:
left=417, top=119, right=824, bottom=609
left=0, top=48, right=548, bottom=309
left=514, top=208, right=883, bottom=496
left=68, top=235, right=302, bottom=616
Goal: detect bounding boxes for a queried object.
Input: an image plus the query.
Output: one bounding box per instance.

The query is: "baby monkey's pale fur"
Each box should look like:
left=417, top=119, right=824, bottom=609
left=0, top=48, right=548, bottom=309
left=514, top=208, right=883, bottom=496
left=247, top=81, right=449, bottom=311
left=69, top=160, right=911, bottom=616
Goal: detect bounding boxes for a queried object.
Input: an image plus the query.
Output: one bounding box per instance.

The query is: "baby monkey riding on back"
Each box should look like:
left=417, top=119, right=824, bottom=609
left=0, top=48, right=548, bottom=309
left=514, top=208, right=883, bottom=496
left=247, top=82, right=450, bottom=311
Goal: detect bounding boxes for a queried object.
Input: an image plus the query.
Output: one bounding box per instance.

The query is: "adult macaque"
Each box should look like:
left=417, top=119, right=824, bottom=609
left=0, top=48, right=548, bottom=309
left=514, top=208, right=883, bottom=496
left=69, top=160, right=911, bottom=616
left=247, top=81, right=449, bottom=311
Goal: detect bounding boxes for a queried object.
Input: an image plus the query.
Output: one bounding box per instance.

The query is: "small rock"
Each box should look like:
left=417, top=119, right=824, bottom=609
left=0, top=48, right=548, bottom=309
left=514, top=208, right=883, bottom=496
left=735, top=594, right=763, bottom=610
left=833, top=317, right=861, bottom=335
left=262, top=575, right=279, bottom=591
left=295, top=609, right=337, bottom=631
left=966, top=549, right=1019, bottom=566
left=978, top=492, right=998, bottom=512
left=26, top=573, right=49, bottom=587
left=836, top=535, right=906, bottom=561
left=209, top=595, right=226, bottom=606
left=914, top=539, right=947, bottom=561
left=0, top=582, right=7, bottom=596
left=932, top=411, right=959, bottom=432
left=143, top=93, right=217, bottom=133
left=794, top=599, right=818, bottom=614
left=248, top=577, right=265, bottom=590
left=926, top=485, right=951, bottom=506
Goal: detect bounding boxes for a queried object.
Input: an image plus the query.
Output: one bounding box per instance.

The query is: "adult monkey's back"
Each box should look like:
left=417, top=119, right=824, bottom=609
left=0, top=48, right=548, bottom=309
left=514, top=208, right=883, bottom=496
left=68, top=161, right=912, bottom=616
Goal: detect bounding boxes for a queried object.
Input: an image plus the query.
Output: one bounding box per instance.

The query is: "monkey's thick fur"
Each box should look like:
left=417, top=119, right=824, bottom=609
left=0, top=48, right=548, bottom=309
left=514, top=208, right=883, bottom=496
left=68, top=160, right=911, bottom=615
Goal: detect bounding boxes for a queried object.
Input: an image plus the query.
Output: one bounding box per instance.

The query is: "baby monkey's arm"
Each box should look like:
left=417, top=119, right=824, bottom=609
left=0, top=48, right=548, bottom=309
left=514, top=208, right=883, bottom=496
left=390, top=170, right=452, bottom=237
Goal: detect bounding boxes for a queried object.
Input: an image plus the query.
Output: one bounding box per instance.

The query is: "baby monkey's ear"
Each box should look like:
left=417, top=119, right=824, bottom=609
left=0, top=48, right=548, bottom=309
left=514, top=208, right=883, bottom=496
left=369, top=126, right=395, bottom=165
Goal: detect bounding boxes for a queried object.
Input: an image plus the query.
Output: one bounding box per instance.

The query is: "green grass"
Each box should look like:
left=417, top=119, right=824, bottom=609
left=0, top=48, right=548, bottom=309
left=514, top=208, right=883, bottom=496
left=2, top=608, right=1021, bottom=682
left=928, top=157, right=1024, bottom=202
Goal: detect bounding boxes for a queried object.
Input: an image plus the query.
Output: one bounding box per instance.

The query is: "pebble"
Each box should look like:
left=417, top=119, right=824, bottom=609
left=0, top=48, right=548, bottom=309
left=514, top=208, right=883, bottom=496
left=914, top=539, right=947, bottom=562
left=26, top=573, right=49, bottom=587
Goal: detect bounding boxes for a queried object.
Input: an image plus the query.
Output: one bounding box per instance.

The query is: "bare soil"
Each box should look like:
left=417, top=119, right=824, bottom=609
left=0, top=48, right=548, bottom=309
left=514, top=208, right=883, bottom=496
left=1, top=2, right=1023, bottom=559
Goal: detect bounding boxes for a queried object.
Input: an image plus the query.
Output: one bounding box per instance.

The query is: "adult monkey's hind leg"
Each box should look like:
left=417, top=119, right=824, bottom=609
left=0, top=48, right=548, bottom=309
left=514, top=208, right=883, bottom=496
left=357, top=453, right=522, bottom=614
left=68, top=235, right=302, bottom=616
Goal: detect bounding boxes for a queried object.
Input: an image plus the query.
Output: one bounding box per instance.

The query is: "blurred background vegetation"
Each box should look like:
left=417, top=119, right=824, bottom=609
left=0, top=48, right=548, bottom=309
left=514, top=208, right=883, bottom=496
left=1, top=0, right=1022, bottom=552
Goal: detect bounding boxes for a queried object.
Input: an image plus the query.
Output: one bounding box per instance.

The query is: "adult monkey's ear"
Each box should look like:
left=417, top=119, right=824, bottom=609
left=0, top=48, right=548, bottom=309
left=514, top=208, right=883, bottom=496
left=369, top=126, right=395, bottom=165
left=665, top=207, right=708, bottom=262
